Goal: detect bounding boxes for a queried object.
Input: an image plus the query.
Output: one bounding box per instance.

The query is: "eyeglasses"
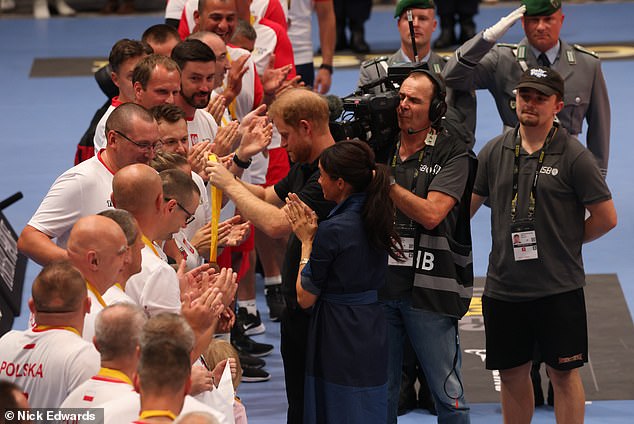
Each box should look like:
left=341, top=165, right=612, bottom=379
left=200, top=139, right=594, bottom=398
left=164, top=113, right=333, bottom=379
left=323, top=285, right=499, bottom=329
left=113, top=129, right=162, bottom=152
left=165, top=197, right=196, bottom=225
left=161, top=136, right=189, bottom=149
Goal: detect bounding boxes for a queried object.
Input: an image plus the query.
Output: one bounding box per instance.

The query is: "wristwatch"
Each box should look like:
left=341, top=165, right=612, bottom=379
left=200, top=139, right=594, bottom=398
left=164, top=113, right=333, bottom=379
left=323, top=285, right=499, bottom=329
left=233, top=153, right=252, bottom=169
left=319, top=63, right=334, bottom=74
left=389, top=176, right=396, bottom=187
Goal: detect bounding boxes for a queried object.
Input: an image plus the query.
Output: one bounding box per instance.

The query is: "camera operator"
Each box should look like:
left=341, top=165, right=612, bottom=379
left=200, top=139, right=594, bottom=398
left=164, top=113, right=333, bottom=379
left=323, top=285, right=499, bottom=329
left=381, top=69, right=476, bottom=424
left=357, top=0, right=476, bottom=145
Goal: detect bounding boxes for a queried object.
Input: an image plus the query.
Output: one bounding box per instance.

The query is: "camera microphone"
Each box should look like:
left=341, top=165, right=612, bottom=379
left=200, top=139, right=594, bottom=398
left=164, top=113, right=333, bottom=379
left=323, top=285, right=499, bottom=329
left=0, top=192, right=23, bottom=211
left=407, top=125, right=430, bottom=135
left=324, top=94, right=344, bottom=121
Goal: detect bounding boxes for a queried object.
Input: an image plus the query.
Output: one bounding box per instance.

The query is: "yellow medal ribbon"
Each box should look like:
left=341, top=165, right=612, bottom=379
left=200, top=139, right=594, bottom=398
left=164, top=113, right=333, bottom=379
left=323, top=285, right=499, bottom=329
left=96, top=367, right=133, bottom=386
left=224, top=49, right=238, bottom=121
left=142, top=235, right=160, bottom=258
left=86, top=281, right=107, bottom=308
left=138, top=410, right=177, bottom=421
left=33, top=325, right=81, bottom=337
left=208, top=154, right=223, bottom=264
left=114, top=283, right=124, bottom=291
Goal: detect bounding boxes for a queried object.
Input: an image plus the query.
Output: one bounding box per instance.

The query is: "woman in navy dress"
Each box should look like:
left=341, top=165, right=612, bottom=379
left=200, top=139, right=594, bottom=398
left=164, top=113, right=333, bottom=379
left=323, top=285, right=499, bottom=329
left=284, top=140, right=402, bottom=424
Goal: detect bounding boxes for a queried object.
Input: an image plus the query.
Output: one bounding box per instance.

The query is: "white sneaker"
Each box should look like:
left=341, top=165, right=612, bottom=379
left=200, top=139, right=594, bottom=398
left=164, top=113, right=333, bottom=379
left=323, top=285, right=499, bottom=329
left=33, top=0, right=50, bottom=19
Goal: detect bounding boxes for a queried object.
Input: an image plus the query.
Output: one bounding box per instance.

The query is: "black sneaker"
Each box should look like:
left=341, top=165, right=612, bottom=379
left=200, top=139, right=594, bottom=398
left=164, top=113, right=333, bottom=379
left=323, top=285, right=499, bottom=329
left=231, top=327, right=274, bottom=357
left=264, top=284, right=286, bottom=322
left=241, top=366, right=271, bottom=383
left=236, top=307, right=266, bottom=336
left=238, top=351, right=266, bottom=369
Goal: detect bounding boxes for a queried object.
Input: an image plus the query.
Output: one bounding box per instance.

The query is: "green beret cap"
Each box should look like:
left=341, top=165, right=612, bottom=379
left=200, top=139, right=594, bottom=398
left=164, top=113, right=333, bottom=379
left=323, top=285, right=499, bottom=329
left=394, top=0, right=436, bottom=19
left=522, top=0, right=562, bottom=16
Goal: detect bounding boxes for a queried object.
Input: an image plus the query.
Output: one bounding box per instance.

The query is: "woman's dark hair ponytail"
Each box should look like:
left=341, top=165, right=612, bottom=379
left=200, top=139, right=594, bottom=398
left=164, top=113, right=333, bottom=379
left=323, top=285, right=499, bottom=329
left=319, top=140, right=402, bottom=259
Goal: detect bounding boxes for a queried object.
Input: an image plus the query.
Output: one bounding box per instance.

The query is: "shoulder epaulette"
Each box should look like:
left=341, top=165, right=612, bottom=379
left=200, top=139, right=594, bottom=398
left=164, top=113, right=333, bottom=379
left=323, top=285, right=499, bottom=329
left=497, top=43, right=518, bottom=49
left=360, top=56, right=388, bottom=68
left=573, top=44, right=599, bottom=58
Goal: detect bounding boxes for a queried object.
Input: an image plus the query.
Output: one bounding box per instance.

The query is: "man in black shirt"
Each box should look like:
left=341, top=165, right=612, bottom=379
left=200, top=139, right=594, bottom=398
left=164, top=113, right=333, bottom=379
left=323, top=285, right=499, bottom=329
left=206, top=88, right=336, bottom=424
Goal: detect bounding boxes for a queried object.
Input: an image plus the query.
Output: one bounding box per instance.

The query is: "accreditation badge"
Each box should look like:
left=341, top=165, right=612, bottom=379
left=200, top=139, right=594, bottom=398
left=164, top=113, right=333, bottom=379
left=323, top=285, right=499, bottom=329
left=510, top=220, right=538, bottom=261
left=389, top=224, right=416, bottom=267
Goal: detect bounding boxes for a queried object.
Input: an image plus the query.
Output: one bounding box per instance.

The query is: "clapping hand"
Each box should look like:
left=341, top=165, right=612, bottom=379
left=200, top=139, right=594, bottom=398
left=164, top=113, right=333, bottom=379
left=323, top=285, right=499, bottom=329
left=284, top=193, right=317, bottom=244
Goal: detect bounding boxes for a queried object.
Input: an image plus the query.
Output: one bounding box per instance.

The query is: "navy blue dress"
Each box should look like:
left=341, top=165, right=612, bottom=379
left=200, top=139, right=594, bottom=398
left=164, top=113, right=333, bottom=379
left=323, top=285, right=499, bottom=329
left=301, top=193, right=388, bottom=423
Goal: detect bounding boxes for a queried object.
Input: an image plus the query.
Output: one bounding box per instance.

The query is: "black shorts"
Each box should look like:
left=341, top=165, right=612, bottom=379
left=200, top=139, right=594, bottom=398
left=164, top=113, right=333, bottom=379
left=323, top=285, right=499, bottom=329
left=482, top=288, right=588, bottom=371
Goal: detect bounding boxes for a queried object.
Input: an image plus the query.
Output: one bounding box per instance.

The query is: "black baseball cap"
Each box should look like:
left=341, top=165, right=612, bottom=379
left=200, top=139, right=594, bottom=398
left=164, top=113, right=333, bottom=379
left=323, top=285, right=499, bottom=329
left=516, top=66, right=564, bottom=97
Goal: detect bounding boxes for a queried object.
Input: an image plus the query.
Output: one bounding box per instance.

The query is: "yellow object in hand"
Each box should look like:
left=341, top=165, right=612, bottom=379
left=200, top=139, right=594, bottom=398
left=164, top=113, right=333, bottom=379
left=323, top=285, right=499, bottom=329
left=208, top=153, right=223, bottom=263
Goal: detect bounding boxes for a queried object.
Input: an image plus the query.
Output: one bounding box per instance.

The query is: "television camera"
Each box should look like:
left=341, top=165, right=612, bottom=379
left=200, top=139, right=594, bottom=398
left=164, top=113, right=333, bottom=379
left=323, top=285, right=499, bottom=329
left=328, top=60, right=430, bottom=162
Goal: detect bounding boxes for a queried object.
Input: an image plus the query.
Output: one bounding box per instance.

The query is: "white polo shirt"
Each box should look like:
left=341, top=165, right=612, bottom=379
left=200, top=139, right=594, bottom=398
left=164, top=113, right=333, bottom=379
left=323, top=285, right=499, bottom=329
left=60, top=367, right=135, bottom=409
left=0, top=326, right=100, bottom=408
left=102, top=284, right=136, bottom=306
left=101, top=391, right=228, bottom=424
left=125, top=241, right=181, bottom=317
left=27, top=151, right=115, bottom=248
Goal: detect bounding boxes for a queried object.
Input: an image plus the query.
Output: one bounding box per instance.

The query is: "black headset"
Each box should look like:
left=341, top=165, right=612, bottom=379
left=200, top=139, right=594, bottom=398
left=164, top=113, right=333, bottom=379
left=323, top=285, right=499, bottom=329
left=407, top=69, right=448, bottom=126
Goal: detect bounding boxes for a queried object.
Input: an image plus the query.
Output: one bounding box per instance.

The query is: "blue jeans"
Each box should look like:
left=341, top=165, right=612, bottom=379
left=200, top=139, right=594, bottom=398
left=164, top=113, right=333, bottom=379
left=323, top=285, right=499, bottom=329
left=381, top=298, right=470, bottom=424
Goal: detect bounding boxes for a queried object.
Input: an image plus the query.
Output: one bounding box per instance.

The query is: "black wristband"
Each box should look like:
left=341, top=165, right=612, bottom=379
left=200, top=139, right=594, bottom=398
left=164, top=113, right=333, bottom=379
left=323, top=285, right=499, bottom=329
left=319, top=63, right=334, bottom=74
left=233, top=153, right=252, bottom=169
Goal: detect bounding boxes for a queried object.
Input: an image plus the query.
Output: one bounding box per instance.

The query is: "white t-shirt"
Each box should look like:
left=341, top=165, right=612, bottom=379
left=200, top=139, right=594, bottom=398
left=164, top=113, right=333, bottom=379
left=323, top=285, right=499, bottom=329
left=103, top=284, right=136, bottom=306
left=225, top=46, right=259, bottom=121
left=125, top=243, right=181, bottom=317
left=252, top=20, right=278, bottom=76
left=101, top=391, right=228, bottom=424
left=60, top=370, right=135, bottom=409
left=0, top=327, right=100, bottom=408
left=287, top=0, right=315, bottom=65
left=187, top=109, right=219, bottom=149
left=27, top=152, right=114, bottom=248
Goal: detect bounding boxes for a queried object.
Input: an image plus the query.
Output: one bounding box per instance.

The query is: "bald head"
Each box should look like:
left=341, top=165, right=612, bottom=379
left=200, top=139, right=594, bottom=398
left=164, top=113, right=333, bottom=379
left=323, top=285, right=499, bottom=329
left=112, top=164, right=163, bottom=215
left=31, top=261, right=87, bottom=313
left=67, top=215, right=127, bottom=261
left=189, top=31, right=224, bottom=50
left=105, top=102, right=155, bottom=136
left=66, top=215, right=129, bottom=292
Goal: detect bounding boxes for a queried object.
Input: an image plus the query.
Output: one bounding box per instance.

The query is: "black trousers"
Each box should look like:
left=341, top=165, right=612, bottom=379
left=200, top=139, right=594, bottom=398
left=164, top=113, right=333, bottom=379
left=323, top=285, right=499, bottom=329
left=334, top=0, right=371, bottom=30
left=295, top=62, right=315, bottom=89
left=280, top=303, right=310, bottom=424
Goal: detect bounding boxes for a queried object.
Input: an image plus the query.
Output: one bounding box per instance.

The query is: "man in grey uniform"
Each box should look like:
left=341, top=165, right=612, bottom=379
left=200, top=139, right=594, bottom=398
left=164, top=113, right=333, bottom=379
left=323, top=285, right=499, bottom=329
left=357, top=0, right=476, bottom=144
left=443, top=0, right=610, bottom=176
left=471, top=66, right=616, bottom=424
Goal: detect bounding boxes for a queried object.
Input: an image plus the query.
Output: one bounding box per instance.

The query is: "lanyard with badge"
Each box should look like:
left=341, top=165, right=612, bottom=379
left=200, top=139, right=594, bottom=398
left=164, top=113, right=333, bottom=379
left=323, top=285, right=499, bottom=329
left=510, top=125, right=557, bottom=261
left=388, top=131, right=437, bottom=267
